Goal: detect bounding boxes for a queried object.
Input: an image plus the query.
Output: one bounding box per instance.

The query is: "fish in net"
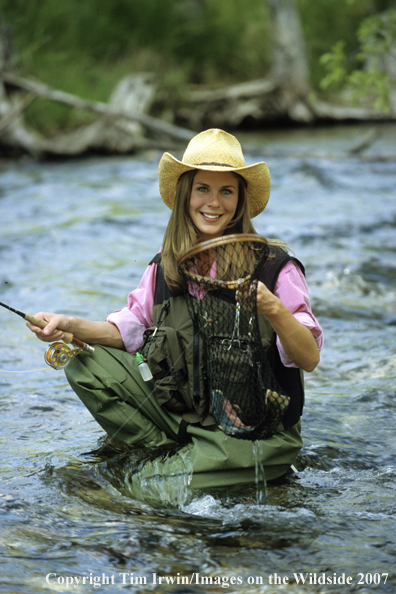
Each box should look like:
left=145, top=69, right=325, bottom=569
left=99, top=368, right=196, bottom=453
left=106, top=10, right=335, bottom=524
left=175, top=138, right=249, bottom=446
left=178, top=234, right=290, bottom=440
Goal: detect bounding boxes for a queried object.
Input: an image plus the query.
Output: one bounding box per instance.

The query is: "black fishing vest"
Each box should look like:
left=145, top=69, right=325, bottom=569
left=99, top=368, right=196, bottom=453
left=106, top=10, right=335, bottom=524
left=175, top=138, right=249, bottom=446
left=148, top=245, right=305, bottom=430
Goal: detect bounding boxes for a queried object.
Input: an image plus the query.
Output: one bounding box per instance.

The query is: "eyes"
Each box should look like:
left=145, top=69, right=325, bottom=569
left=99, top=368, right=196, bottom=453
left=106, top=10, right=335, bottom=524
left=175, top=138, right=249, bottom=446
left=195, top=185, right=234, bottom=196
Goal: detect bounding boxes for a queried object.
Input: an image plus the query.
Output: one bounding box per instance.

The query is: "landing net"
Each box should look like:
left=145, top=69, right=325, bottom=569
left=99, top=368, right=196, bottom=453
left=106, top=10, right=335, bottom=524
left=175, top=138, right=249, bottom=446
left=178, top=234, right=290, bottom=440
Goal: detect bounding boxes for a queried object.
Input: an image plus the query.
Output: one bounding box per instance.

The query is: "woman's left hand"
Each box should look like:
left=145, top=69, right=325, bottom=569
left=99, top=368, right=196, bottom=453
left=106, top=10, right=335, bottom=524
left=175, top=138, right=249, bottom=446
left=256, top=281, right=279, bottom=317
left=237, top=281, right=320, bottom=372
left=236, top=281, right=279, bottom=316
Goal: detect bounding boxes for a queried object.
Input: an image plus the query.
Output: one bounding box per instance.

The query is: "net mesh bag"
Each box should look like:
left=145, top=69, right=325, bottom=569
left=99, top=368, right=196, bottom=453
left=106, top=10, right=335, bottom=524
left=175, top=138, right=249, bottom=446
left=178, top=234, right=290, bottom=441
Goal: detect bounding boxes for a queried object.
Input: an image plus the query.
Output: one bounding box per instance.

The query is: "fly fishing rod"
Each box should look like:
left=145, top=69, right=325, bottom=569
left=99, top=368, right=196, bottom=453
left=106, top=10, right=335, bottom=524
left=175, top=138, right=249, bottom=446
left=0, top=301, right=94, bottom=370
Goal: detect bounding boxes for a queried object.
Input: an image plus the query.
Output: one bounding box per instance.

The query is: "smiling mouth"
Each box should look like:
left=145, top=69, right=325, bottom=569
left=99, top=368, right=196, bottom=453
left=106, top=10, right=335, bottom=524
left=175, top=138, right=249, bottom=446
left=201, top=212, right=222, bottom=220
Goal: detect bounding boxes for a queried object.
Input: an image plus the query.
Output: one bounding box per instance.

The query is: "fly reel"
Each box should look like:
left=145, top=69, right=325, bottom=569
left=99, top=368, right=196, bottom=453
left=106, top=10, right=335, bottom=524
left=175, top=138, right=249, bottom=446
left=44, top=341, right=82, bottom=370
left=0, top=301, right=95, bottom=370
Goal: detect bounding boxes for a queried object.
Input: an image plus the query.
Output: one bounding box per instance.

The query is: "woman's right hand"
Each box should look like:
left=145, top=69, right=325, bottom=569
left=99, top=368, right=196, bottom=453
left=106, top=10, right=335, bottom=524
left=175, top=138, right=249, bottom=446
left=26, top=312, right=72, bottom=343
left=26, top=313, right=124, bottom=350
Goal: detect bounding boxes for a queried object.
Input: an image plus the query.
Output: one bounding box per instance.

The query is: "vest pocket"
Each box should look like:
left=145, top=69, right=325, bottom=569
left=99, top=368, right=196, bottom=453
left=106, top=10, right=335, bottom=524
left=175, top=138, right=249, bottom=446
left=142, top=326, right=193, bottom=412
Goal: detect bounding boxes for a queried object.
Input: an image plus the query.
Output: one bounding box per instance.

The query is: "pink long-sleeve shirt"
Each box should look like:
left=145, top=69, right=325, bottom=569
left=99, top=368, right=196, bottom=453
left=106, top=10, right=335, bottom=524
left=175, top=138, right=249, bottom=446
left=107, top=258, right=323, bottom=368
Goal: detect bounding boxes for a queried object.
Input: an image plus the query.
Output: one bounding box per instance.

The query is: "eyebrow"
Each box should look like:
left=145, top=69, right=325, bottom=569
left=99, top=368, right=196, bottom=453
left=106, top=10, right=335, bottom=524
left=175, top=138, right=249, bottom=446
left=193, top=181, right=237, bottom=189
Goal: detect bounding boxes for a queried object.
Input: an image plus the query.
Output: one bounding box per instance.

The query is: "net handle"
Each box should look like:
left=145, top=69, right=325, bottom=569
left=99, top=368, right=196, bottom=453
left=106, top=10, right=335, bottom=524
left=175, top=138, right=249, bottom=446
left=177, top=233, right=269, bottom=269
left=180, top=271, right=254, bottom=291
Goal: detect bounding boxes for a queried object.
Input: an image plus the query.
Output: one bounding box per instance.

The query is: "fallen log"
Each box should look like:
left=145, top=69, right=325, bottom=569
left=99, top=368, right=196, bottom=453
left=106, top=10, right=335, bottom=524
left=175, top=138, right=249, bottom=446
left=0, top=92, right=35, bottom=133
left=0, top=70, right=194, bottom=143
left=308, top=98, right=391, bottom=122
left=31, top=73, right=181, bottom=157
left=174, top=79, right=393, bottom=130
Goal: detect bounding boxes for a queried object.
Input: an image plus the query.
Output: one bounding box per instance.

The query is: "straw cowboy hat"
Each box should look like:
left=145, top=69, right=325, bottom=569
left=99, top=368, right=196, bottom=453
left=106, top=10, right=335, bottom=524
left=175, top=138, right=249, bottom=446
left=158, top=128, right=271, bottom=218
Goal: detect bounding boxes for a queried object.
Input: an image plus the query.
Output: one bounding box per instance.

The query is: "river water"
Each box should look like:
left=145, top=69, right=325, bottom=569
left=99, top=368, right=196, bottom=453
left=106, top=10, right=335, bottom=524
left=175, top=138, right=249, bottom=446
left=0, top=124, right=395, bottom=593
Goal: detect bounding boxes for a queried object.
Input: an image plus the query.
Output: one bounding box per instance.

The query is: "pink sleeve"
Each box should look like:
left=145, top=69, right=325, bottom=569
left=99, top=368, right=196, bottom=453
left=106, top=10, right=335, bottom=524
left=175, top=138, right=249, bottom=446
left=106, top=262, right=157, bottom=353
left=274, top=261, right=324, bottom=368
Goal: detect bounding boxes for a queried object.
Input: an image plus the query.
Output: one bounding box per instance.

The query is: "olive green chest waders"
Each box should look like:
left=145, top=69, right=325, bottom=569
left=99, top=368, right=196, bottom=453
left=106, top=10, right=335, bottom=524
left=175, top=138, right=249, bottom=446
left=64, top=246, right=305, bottom=488
left=65, top=346, right=302, bottom=488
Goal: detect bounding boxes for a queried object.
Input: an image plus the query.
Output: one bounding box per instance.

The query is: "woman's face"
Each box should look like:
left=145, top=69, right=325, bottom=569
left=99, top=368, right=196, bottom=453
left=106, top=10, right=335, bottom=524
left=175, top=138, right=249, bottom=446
left=189, top=170, right=239, bottom=241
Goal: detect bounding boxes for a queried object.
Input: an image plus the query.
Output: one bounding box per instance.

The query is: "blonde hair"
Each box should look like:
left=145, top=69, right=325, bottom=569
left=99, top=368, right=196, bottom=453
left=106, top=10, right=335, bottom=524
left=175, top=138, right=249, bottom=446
left=161, top=169, right=287, bottom=293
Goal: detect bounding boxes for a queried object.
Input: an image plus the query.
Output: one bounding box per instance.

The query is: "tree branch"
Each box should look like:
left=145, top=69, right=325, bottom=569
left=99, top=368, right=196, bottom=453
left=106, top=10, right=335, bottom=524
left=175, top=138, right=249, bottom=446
left=0, top=70, right=194, bottom=142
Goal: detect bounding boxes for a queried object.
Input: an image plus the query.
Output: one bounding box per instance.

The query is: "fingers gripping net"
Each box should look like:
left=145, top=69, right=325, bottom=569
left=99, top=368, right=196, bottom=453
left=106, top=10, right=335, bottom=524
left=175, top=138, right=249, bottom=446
left=178, top=234, right=290, bottom=441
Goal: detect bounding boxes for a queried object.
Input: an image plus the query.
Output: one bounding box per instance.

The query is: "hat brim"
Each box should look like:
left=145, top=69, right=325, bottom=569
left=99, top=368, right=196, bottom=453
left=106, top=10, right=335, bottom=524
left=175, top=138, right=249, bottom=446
left=158, top=152, right=271, bottom=218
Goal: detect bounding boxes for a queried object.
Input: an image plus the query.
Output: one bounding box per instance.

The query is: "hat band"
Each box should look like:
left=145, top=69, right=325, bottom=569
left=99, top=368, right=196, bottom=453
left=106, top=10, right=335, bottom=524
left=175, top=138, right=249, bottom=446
left=193, top=161, right=235, bottom=168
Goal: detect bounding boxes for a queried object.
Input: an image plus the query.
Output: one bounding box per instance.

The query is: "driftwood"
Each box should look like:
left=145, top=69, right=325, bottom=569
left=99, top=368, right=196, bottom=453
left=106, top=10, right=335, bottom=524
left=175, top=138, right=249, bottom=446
left=0, top=14, right=193, bottom=158
left=0, top=70, right=194, bottom=157
left=0, top=92, right=35, bottom=133
left=1, top=71, right=193, bottom=143
left=173, top=80, right=392, bottom=130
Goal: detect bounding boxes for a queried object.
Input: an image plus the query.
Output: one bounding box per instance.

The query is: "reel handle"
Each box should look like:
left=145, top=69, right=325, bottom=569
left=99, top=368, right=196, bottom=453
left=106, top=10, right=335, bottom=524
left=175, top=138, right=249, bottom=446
left=25, top=313, right=74, bottom=345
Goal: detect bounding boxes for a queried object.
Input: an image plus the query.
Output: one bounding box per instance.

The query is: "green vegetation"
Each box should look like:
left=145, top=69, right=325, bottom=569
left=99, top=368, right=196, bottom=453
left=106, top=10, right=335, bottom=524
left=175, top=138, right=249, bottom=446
left=297, top=0, right=373, bottom=86
left=0, top=0, right=393, bottom=133
left=320, top=8, right=396, bottom=113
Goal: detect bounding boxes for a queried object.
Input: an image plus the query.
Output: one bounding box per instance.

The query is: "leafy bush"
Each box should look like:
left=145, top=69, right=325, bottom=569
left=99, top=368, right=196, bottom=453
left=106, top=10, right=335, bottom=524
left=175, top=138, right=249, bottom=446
left=320, top=9, right=396, bottom=112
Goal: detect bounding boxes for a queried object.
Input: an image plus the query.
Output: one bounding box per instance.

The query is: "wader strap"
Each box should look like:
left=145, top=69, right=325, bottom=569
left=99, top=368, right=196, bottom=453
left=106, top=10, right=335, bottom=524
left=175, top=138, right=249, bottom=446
left=143, top=298, right=171, bottom=355
left=156, top=298, right=170, bottom=327
left=172, top=366, right=188, bottom=382
left=177, top=419, right=190, bottom=444
left=193, top=320, right=200, bottom=403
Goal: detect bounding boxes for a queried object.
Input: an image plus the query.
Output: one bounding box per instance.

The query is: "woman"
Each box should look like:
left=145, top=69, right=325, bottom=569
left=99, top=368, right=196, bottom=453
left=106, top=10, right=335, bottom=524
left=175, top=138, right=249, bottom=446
left=28, top=129, right=323, bottom=487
